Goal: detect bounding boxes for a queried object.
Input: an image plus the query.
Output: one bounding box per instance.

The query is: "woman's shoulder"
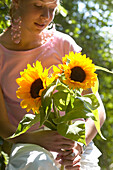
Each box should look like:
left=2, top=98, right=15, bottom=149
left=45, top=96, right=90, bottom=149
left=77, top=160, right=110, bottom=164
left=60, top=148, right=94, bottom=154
left=0, top=32, right=3, bottom=44
left=0, top=32, right=13, bottom=54
left=0, top=29, right=14, bottom=50
left=54, top=30, right=73, bottom=41
left=54, top=30, right=82, bottom=52
left=0, top=32, right=8, bottom=48
left=0, top=33, right=4, bottom=50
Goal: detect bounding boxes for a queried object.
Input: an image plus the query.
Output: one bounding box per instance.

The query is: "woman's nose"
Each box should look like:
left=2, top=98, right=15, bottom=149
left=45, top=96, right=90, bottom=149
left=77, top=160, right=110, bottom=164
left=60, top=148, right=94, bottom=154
left=40, top=7, right=50, bottom=20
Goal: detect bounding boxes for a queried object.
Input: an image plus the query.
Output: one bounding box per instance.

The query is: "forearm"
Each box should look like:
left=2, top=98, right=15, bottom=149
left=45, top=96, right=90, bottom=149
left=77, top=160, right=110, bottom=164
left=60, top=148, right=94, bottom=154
left=0, top=88, right=15, bottom=139
left=0, top=121, right=31, bottom=144
left=85, top=92, right=106, bottom=145
left=85, top=118, right=103, bottom=145
left=0, top=86, right=31, bottom=144
left=0, top=116, right=32, bottom=146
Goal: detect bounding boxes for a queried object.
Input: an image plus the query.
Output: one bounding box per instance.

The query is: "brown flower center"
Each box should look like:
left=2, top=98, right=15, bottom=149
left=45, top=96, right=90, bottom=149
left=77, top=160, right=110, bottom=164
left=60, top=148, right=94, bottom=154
left=70, top=66, right=86, bottom=82
left=30, top=78, right=43, bottom=99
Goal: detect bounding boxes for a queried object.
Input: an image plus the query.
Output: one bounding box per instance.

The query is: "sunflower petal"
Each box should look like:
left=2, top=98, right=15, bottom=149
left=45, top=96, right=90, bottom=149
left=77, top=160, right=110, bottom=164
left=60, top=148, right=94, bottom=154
left=16, top=60, right=50, bottom=112
left=62, top=52, right=98, bottom=90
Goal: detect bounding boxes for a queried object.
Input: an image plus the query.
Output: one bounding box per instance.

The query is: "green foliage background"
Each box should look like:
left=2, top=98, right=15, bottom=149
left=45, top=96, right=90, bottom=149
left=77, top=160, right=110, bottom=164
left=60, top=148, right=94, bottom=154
left=0, top=0, right=113, bottom=169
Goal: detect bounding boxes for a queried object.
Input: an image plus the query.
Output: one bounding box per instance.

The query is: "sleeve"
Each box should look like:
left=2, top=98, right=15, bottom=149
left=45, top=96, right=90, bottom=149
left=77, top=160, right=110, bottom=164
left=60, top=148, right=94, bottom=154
left=62, top=33, right=82, bottom=55
left=51, top=31, right=82, bottom=64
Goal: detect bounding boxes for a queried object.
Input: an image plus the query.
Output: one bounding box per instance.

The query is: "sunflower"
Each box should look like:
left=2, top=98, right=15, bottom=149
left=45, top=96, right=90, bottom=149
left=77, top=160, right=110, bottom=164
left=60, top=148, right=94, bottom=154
left=52, top=64, right=64, bottom=79
left=62, top=52, right=97, bottom=90
left=16, top=61, right=54, bottom=113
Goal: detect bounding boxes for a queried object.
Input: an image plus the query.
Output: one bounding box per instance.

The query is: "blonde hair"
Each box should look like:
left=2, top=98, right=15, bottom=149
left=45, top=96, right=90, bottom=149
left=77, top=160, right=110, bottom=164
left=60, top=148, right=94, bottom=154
left=10, top=0, right=60, bottom=19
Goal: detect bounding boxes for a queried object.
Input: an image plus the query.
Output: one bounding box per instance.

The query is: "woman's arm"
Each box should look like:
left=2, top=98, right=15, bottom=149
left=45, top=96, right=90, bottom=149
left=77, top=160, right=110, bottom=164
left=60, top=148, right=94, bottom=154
left=85, top=91, right=106, bottom=145
left=82, top=88, right=106, bottom=145
left=0, top=86, right=17, bottom=139
left=0, top=86, right=32, bottom=145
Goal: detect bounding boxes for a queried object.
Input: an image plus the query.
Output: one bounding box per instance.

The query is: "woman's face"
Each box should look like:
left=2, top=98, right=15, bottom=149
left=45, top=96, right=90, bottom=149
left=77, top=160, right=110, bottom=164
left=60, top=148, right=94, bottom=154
left=16, top=0, right=59, bottom=33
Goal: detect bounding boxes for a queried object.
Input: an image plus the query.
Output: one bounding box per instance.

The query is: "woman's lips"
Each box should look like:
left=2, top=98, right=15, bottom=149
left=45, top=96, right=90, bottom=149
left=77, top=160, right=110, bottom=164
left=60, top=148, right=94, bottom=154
left=34, top=22, right=45, bottom=29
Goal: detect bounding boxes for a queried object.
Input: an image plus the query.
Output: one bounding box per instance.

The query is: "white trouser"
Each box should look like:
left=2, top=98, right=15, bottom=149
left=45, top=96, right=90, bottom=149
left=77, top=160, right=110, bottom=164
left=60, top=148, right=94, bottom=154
left=6, top=141, right=101, bottom=170
left=80, top=141, right=101, bottom=170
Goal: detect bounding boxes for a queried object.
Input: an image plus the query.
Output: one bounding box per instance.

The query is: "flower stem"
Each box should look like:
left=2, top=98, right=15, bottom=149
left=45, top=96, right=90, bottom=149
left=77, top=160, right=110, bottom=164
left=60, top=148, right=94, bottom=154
left=60, top=165, right=64, bottom=170
left=53, top=102, right=60, bottom=118
left=69, top=120, right=72, bottom=125
left=60, top=121, right=72, bottom=170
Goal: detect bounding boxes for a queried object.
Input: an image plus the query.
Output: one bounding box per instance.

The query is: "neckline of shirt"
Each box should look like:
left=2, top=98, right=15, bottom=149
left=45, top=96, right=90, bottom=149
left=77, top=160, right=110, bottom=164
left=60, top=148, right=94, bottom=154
left=0, top=30, right=56, bottom=54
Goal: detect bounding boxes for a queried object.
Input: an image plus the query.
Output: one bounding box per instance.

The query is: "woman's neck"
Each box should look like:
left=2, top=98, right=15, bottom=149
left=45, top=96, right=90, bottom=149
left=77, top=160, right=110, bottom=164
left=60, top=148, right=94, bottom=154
left=0, top=26, right=47, bottom=51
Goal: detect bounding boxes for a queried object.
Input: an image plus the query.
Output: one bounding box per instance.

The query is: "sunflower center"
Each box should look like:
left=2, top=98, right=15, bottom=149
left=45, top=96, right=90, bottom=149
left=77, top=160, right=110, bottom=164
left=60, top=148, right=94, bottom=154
left=30, top=78, right=44, bottom=99
left=70, top=66, right=86, bottom=82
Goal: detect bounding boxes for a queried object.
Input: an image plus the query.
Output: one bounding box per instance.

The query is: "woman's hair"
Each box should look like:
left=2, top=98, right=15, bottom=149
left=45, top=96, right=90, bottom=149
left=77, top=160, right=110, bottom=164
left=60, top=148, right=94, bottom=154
left=10, top=0, right=61, bottom=19
left=9, top=1, right=16, bottom=19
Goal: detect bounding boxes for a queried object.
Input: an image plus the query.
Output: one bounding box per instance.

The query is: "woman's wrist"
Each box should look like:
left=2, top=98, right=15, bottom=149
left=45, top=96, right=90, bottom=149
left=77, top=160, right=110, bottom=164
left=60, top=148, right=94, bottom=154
left=7, top=131, right=32, bottom=144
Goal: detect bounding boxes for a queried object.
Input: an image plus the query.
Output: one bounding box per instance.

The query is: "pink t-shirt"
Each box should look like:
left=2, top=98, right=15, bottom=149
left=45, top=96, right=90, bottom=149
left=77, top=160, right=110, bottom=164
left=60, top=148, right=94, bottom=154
left=0, top=30, right=82, bottom=131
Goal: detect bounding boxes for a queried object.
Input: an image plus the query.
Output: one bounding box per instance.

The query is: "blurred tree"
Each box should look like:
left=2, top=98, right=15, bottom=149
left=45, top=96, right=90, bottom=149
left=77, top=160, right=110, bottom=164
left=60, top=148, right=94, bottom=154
left=0, top=0, right=11, bottom=33
left=0, top=0, right=113, bottom=169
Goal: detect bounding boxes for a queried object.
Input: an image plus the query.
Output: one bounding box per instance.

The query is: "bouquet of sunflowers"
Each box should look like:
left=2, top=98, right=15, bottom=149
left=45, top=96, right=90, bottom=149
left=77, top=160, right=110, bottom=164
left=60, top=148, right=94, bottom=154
left=10, top=52, right=112, bottom=144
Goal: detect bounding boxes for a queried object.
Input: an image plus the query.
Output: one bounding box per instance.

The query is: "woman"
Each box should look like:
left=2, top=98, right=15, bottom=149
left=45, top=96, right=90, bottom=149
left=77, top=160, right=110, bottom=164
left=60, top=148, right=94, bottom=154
left=0, top=0, right=106, bottom=169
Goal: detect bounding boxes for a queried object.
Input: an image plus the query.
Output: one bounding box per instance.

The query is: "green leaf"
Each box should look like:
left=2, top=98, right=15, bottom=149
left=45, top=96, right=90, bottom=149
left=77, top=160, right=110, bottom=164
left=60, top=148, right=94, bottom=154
left=66, top=96, right=91, bottom=113
left=44, top=112, right=57, bottom=130
left=80, top=94, right=100, bottom=110
left=42, top=84, right=56, bottom=98
left=92, top=109, right=106, bottom=140
left=53, top=108, right=90, bottom=124
left=95, top=66, right=113, bottom=74
left=92, top=79, right=99, bottom=94
left=39, top=107, right=46, bottom=127
left=53, top=97, right=92, bottom=124
left=41, top=96, right=52, bottom=114
left=44, top=120, right=57, bottom=131
left=57, top=121, right=86, bottom=144
left=53, top=91, right=70, bottom=111
left=58, top=4, right=68, bottom=17
left=40, top=88, right=53, bottom=126
left=39, top=98, right=52, bottom=126
left=1, top=151, right=9, bottom=165
left=8, top=114, right=40, bottom=138
left=56, top=84, right=68, bottom=91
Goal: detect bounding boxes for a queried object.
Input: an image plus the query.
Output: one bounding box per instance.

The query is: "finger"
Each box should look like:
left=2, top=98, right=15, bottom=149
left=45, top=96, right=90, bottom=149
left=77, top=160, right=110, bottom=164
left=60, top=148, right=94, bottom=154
left=56, top=150, right=73, bottom=160
left=57, top=138, right=75, bottom=147
left=58, top=152, right=77, bottom=161
left=54, top=133, right=75, bottom=144
left=65, top=166, right=81, bottom=170
left=74, top=143, right=83, bottom=156
left=65, top=162, right=81, bottom=170
left=62, top=152, right=77, bottom=161
left=60, top=155, right=81, bottom=166
left=56, top=146, right=79, bottom=160
left=72, top=148, right=79, bottom=157
left=61, top=148, right=79, bottom=160
left=59, top=144, right=74, bottom=151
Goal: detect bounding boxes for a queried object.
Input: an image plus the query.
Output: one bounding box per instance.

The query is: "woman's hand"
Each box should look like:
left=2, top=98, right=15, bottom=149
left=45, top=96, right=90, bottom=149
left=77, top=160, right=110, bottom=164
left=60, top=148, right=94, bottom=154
left=29, top=130, right=83, bottom=169
left=29, top=130, right=75, bottom=154
left=56, top=142, right=83, bottom=170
